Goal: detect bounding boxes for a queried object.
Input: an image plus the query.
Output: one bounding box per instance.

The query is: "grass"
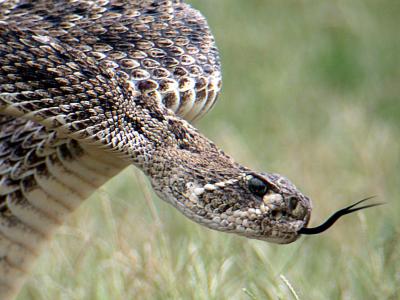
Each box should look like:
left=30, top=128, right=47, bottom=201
left=18, top=0, right=400, bottom=299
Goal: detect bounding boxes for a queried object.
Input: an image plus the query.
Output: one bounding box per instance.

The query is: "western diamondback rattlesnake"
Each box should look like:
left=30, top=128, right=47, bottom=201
left=0, top=1, right=380, bottom=299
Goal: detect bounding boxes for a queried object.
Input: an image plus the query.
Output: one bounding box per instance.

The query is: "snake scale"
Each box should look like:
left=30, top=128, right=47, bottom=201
left=0, top=1, right=380, bottom=299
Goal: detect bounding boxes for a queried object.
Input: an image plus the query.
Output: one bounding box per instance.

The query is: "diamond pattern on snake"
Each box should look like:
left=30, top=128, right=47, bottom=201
left=0, top=1, right=380, bottom=299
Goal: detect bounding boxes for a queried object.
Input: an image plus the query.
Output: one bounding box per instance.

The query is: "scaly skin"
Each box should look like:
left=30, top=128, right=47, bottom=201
left=0, top=1, right=311, bottom=299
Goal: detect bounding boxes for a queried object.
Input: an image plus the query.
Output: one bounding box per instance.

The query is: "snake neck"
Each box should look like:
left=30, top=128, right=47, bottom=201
left=114, top=94, right=243, bottom=178
left=116, top=102, right=250, bottom=229
left=148, top=127, right=244, bottom=187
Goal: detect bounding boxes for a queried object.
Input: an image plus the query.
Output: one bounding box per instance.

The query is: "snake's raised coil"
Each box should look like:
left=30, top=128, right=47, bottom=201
left=0, top=1, right=314, bottom=299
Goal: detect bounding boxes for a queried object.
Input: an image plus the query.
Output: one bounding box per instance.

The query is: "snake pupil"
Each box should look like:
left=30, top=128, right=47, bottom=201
left=248, top=177, right=268, bottom=196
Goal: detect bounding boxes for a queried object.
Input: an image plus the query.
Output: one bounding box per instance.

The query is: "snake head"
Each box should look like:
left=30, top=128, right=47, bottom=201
left=237, top=172, right=312, bottom=244
left=197, top=172, right=382, bottom=243
left=178, top=170, right=312, bottom=244
left=153, top=145, right=381, bottom=244
left=202, top=173, right=381, bottom=243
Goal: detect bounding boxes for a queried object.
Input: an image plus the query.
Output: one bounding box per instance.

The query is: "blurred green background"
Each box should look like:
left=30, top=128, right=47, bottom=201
left=19, top=0, right=399, bottom=299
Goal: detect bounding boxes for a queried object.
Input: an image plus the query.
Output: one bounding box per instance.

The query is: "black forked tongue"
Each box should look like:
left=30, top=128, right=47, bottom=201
left=299, top=196, right=384, bottom=235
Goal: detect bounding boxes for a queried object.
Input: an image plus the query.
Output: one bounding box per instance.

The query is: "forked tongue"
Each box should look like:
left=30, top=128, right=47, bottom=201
left=299, top=196, right=384, bottom=235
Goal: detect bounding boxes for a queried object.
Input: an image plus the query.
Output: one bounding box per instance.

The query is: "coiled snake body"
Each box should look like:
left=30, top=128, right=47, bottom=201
left=0, top=1, right=342, bottom=298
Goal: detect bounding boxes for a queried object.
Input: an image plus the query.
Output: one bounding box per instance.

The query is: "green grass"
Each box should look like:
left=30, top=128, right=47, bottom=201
left=18, top=0, right=400, bottom=299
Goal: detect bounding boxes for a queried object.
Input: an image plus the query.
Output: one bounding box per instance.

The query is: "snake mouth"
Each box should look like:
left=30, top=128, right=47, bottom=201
left=298, top=196, right=383, bottom=235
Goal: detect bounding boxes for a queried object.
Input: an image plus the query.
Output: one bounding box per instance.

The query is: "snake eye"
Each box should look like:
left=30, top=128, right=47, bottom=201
left=248, top=177, right=269, bottom=196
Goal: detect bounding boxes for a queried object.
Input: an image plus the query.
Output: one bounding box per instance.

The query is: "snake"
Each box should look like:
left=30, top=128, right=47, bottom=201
left=0, top=1, right=381, bottom=299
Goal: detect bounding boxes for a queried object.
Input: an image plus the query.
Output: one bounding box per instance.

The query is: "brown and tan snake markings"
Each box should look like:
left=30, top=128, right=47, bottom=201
left=0, top=1, right=380, bottom=299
